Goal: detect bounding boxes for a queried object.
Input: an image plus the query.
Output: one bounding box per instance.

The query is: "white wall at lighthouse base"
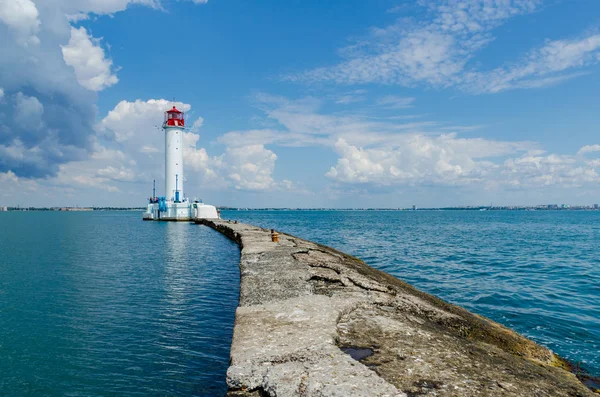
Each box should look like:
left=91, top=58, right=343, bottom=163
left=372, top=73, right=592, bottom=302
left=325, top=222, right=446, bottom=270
left=142, top=202, right=219, bottom=221
left=142, top=202, right=191, bottom=221
left=142, top=204, right=154, bottom=220
left=162, top=202, right=192, bottom=221
left=192, top=203, right=219, bottom=219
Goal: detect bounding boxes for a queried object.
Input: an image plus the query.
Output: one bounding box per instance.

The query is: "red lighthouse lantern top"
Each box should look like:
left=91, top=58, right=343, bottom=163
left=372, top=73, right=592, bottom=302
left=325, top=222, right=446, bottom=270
left=164, top=106, right=185, bottom=127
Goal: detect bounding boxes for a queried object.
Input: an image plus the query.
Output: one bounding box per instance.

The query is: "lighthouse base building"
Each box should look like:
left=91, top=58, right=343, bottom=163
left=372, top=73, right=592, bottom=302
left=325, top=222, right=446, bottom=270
left=142, top=106, right=219, bottom=221
left=143, top=200, right=218, bottom=221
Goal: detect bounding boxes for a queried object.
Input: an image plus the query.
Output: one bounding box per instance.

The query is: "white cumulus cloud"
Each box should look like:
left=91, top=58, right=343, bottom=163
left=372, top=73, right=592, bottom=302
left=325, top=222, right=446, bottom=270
left=94, top=98, right=286, bottom=195
left=98, top=99, right=191, bottom=142
left=326, top=137, right=600, bottom=190
left=61, top=26, right=119, bottom=91
left=326, top=134, right=526, bottom=186
left=223, top=145, right=278, bottom=191
left=0, top=0, right=40, bottom=46
left=0, top=0, right=208, bottom=179
left=221, top=93, right=600, bottom=196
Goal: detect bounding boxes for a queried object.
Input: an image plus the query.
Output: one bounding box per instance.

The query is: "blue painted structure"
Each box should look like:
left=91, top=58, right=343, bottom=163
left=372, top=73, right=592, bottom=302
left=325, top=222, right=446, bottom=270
left=158, top=197, right=167, bottom=212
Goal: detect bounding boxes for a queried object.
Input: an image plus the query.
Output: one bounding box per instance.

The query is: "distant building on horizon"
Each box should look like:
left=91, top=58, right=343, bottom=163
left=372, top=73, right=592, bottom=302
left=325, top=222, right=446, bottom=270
left=412, top=205, right=417, bottom=211
left=1, top=206, right=7, bottom=212
left=594, top=204, right=599, bottom=209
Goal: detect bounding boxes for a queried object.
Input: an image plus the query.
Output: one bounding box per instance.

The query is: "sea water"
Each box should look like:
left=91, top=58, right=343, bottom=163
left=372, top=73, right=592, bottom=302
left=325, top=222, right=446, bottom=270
left=0, top=211, right=239, bottom=396
left=1, top=210, right=598, bottom=396
left=226, top=209, right=600, bottom=377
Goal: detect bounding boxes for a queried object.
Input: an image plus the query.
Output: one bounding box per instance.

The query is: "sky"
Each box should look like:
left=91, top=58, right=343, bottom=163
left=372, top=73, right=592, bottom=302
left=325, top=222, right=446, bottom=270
left=1, top=0, right=600, bottom=208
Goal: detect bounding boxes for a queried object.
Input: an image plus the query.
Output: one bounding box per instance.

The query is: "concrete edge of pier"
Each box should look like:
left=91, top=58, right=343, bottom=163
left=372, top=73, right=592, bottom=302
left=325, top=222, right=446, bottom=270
left=196, top=218, right=596, bottom=397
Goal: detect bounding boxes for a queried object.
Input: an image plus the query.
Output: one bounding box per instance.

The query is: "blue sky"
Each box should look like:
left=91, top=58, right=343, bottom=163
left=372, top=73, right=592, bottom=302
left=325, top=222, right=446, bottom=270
left=1, top=0, right=600, bottom=208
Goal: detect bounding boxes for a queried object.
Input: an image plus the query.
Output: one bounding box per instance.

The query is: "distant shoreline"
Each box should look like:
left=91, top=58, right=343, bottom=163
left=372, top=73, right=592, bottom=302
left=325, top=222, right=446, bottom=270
left=2, top=206, right=600, bottom=212
left=221, top=206, right=600, bottom=211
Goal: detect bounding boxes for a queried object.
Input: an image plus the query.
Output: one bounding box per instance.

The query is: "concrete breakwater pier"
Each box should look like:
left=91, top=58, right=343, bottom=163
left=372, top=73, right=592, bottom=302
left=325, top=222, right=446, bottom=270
left=197, top=219, right=594, bottom=396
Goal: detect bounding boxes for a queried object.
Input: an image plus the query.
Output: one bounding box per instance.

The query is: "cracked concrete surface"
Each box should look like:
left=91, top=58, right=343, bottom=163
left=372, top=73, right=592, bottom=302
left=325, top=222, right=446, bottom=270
left=197, top=219, right=593, bottom=397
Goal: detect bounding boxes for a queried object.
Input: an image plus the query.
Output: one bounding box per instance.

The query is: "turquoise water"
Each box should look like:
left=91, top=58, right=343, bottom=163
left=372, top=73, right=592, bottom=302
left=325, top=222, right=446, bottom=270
left=224, top=210, right=600, bottom=377
left=1, top=210, right=599, bottom=396
left=0, top=212, right=239, bottom=396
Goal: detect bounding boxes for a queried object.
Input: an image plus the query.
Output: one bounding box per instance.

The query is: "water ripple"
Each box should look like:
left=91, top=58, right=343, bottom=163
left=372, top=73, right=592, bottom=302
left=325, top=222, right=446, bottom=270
left=0, top=212, right=239, bottom=397
left=227, top=209, right=600, bottom=377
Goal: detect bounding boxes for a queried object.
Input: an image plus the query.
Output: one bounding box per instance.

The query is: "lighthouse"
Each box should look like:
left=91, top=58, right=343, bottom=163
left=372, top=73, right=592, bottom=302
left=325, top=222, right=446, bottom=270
left=164, top=106, right=185, bottom=203
left=142, top=105, right=219, bottom=221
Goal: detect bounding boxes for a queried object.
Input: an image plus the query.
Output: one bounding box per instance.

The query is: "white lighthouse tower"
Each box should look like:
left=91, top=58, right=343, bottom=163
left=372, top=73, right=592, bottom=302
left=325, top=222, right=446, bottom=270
left=142, top=106, right=219, bottom=221
left=164, top=106, right=185, bottom=204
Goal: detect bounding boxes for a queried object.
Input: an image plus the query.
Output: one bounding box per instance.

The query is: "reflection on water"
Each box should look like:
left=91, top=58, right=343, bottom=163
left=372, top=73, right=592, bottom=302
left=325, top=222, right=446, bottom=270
left=0, top=212, right=240, bottom=396
left=164, top=222, right=191, bottom=307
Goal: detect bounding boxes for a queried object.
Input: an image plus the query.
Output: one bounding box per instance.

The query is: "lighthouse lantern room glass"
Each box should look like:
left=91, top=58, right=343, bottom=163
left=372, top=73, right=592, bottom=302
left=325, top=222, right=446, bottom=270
left=164, top=107, right=185, bottom=127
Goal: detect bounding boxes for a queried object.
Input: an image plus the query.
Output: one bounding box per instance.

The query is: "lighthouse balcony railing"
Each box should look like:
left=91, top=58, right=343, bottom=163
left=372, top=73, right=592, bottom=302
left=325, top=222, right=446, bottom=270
left=163, top=119, right=185, bottom=127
